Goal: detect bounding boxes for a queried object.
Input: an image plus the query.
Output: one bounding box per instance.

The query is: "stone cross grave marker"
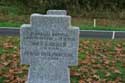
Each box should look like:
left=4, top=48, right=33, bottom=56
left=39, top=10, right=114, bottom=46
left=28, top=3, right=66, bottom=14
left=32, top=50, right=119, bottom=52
left=20, top=10, right=79, bottom=83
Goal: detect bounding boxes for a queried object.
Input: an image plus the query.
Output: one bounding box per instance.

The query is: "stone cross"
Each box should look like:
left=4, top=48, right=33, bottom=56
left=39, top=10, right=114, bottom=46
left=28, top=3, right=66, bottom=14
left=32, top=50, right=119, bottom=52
left=20, top=10, right=79, bottom=83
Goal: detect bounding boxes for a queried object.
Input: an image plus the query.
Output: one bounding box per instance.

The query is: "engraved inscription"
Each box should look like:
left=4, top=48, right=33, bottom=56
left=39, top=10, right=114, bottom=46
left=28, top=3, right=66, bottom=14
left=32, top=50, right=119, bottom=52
left=22, top=30, right=75, bottom=60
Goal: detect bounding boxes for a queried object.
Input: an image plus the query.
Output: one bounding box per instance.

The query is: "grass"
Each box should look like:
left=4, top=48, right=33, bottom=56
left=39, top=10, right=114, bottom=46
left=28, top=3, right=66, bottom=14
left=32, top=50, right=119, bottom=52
left=0, top=36, right=125, bottom=83
left=0, top=22, right=22, bottom=27
left=79, top=25, right=125, bottom=31
left=0, top=5, right=125, bottom=31
left=71, top=39, right=125, bottom=82
left=0, top=77, right=6, bottom=83
left=0, top=22, right=125, bottom=31
left=0, top=5, right=20, bottom=16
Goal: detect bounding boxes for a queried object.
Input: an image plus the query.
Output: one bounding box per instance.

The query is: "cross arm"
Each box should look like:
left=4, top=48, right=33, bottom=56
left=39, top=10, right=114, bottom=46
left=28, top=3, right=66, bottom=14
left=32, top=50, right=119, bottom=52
left=68, top=27, right=80, bottom=66
left=20, top=24, right=31, bottom=65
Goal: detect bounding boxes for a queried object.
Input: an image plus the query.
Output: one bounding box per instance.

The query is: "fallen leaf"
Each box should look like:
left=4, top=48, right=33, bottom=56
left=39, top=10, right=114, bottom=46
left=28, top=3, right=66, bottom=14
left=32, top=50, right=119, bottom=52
left=79, top=79, right=85, bottom=83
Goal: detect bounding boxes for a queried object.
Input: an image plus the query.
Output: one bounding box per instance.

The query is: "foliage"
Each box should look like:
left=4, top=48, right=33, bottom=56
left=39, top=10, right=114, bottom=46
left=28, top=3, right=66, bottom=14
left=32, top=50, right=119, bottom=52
left=0, top=0, right=125, bottom=17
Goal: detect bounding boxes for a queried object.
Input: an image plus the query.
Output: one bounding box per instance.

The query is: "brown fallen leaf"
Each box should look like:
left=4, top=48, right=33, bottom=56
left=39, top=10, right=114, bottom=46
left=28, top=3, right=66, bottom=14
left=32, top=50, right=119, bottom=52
left=105, top=72, right=111, bottom=77
left=79, top=79, right=85, bottom=83
left=70, top=70, right=80, bottom=76
left=93, top=75, right=100, bottom=80
left=114, top=69, right=121, bottom=74
left=104, top=59, right=110, bottom=65
left=3, top=42, right=13, bottom=49
left=3, top=62, right=9, bottom=66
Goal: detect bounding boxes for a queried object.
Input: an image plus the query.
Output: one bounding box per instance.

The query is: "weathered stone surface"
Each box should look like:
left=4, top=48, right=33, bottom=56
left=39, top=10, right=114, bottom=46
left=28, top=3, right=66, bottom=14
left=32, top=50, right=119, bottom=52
left=47, top=10, right=67, bottom=15
left=27, top=61, right=70, bottom=83
left=20, top=10, right=79, bottom=83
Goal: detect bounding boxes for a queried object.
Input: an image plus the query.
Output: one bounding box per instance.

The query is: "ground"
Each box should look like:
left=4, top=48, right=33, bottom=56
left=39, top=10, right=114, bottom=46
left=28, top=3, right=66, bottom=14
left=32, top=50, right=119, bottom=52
left=0, top=36, right=125, bottom=83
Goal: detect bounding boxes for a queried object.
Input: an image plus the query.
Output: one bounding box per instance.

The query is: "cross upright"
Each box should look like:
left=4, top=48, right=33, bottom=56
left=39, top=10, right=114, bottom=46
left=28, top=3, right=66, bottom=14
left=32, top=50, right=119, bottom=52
left=20, top=10, right=79, bottom=83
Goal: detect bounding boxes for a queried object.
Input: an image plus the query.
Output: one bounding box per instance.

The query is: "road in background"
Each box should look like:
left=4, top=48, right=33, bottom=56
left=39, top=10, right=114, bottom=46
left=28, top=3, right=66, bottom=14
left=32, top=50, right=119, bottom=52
left=0, top=28, right=125, bottom=39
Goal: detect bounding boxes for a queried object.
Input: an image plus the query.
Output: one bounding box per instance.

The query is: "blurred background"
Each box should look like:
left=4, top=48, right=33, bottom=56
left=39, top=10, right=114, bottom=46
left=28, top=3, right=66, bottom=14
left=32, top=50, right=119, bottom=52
left=0, top=0, right=125, bottom=28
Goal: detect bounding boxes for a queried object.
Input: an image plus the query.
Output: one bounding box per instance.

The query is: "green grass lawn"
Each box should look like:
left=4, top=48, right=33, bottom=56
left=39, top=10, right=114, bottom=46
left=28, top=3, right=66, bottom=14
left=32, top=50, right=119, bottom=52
left=0, top=22, right=125, bottom=31
left=0, top=22, right=22, bottom=27
left=79, top=25, right=125, bottom=31
left=0, top=5, right=125, bottom=31
left=0, top=36, right=125, bottom=83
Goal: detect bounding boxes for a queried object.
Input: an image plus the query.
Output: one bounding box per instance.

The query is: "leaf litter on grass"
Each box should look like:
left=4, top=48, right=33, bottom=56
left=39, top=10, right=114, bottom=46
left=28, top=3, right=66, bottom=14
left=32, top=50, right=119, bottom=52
left=0, top=36, right=125, bottom=83
left=0, top=36, right=28, bottom=83
left=71, top=39, right=125, bottom=83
